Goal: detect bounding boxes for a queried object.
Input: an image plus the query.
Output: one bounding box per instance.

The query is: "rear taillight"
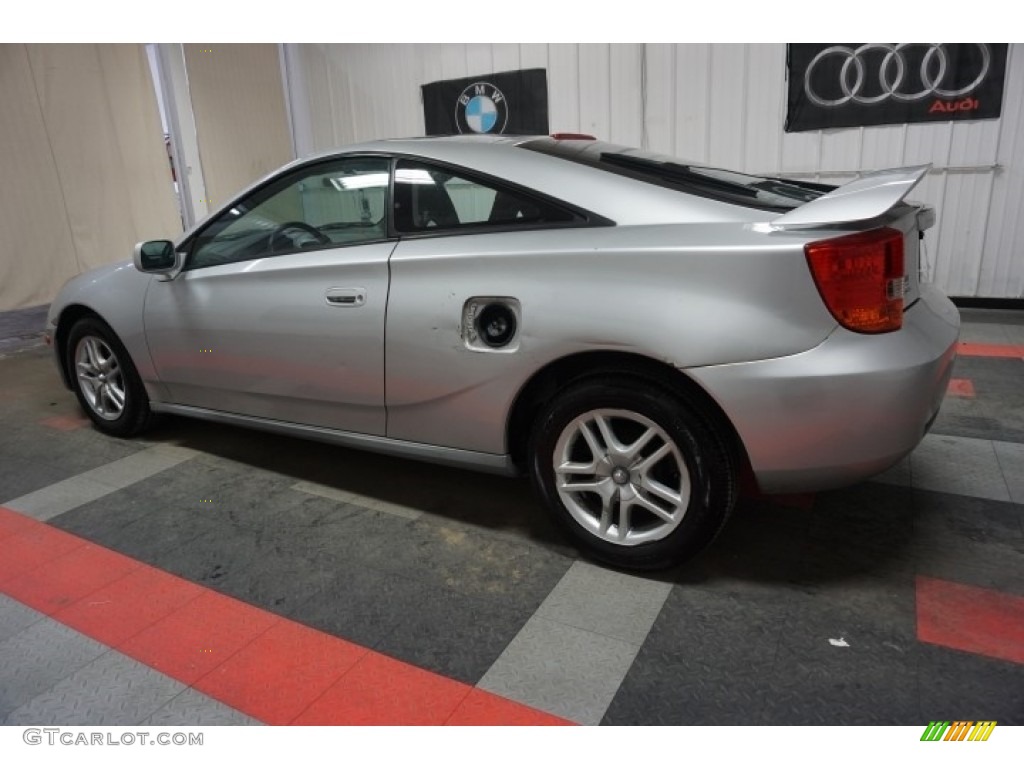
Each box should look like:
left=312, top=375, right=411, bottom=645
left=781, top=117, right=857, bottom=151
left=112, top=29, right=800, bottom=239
left=804, top=228, right=905, bottom=334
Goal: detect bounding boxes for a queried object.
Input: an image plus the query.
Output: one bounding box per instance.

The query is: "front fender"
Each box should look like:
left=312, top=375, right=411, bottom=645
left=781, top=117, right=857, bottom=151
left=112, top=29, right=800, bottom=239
left=48, top=261, right=160, bottom=396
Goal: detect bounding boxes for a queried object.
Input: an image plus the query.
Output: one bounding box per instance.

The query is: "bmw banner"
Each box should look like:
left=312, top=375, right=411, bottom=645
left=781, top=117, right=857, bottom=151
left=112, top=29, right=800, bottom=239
left=785, top=44, right=1008, bottom=132
left=422, top=69, right=549, bottom=136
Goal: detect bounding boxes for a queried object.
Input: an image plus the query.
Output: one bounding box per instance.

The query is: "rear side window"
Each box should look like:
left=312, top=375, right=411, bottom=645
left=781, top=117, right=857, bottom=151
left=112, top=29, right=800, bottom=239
left=393, top=159, right=578, bottom=233
left=520, top=138, right=834, bottom=213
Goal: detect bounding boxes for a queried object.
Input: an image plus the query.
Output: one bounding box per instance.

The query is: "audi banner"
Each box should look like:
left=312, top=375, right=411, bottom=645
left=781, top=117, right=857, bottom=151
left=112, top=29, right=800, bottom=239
left=422, top=69, right=549, bottom=136
left=785, top=43, right=1009, bottom=132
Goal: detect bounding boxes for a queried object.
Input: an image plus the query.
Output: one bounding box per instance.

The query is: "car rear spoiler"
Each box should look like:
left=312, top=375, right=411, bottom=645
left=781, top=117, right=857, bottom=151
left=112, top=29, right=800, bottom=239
left=772, top=165, right=931, bottom=230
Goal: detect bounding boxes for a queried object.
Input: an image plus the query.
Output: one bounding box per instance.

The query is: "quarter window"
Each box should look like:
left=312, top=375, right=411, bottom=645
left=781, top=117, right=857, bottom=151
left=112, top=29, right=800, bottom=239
left=189, top=157, right=390, bottom=269
left=392, top=160, right=576, bottom=233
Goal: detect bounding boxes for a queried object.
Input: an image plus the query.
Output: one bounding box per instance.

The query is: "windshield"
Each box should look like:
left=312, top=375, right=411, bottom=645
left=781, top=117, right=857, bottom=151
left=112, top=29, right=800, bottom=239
left=520, top=138, right=834, bottom=213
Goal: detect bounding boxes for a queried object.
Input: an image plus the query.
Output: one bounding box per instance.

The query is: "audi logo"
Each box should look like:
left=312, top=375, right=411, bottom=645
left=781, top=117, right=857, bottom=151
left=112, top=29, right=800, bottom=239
left=803, top=43, right=992, bottom=107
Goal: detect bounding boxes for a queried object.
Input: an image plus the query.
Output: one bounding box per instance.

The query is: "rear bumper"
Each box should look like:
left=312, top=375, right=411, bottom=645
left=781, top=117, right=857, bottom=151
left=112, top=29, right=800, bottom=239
left=688, top=285, right=960, bottom=493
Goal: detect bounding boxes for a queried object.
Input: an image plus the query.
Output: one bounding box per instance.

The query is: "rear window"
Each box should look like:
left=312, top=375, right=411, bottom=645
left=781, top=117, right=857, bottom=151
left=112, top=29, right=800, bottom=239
left=520, top=138, right=834, bottom=213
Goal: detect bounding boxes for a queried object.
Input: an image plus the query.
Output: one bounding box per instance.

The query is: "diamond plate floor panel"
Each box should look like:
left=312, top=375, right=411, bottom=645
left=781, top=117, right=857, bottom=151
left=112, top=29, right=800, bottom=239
left=3, top=648, right=186, bottom=725
left=0, top=593, right=44, bottom=645
left=141, top=688, right=261, bottom=726
left=0, top=619, right=107, bottom=720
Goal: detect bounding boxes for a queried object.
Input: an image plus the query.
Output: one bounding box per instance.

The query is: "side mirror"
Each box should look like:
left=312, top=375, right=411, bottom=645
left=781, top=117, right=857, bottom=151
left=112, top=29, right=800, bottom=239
left=133, top=240, right=181, bottom=276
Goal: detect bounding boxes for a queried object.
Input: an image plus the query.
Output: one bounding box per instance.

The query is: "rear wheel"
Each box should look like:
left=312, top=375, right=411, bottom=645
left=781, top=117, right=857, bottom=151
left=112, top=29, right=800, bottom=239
left=528, top=376, right=736, bottom=570
left=66, top=317, right=152, bottom=437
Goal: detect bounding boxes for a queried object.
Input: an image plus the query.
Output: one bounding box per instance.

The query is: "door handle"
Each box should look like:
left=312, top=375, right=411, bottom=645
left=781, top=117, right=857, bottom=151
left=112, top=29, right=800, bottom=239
left=325, top=287, right=366, bottom=307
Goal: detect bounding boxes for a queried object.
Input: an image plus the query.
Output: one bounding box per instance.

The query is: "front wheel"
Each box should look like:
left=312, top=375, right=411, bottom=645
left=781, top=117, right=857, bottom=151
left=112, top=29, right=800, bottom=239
left=66, top=317, right=152, bottom=437
left=528, top=376, right=737, bottom=570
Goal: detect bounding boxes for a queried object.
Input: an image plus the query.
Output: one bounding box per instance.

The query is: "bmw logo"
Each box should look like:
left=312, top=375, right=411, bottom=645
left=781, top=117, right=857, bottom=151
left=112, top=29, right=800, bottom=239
left=455, top=82, right=509, bottom=134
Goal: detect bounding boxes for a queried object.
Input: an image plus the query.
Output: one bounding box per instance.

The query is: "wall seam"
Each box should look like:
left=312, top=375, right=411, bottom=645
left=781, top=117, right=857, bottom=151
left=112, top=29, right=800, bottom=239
left=975, top=43, right=1013, bottom=296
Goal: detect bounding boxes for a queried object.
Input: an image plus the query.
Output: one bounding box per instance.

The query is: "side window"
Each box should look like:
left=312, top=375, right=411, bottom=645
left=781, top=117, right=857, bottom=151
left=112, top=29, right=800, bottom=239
left=393, top=160, right=577, bottom=234
left=188, top=157, right=390, bottom=270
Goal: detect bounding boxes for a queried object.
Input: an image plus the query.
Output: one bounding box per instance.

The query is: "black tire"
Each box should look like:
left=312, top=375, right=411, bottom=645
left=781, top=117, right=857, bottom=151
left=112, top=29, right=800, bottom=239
left=66, top=316, right=152, bottom=437
left=528, top=375, right=737, bottom=570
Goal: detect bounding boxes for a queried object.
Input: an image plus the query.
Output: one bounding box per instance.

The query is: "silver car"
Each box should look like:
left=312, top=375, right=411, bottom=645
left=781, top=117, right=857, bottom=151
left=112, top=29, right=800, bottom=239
left=45, top=135, right=960, bottom=569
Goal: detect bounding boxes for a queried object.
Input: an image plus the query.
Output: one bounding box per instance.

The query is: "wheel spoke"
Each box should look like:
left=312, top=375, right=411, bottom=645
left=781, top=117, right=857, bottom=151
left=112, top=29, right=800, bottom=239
left=616, top=496, right=631, bottom=541
left=84, top=338, right=103, bottom=370
left=633, top=442, right=672, bottom=472
left=94, top=385, right=108, bottom=415
left=598, top=488, right=616, bottom=535
left=593, top=414, right=625, bottom=454
left=78, top=371, right=100, bottom=388
left=578, top=420, right=604, bottom=461
left=623, top=427, right=657, bottom=464
left=558, top=477, right=612, bottom=495
left=632, top=491, right=676, bottom=523
left=557, top=459, right=600, bottom=476
left=79, top=378, right=98, bottom=400
left=106, top=382, right=125, bottom=410
left=640, top=475, right=683, bottom=506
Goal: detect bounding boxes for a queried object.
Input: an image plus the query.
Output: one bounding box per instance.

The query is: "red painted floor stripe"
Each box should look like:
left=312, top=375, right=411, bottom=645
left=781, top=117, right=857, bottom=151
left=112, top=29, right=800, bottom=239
left=0, top=506, right=36, bottom=543
left=957, top=342, right=1024, bottom=359
left=946, top=378, right=976, bottom=398
left=0, top=510, right=88, bottom=584
left=446, top=687, right=572, bottom=726
left=118, top=589, right=282, bottom=686
left=53, top=566, right=205, bottom=648
left=2, top=543, right=142, bottom=617
left=0, top=508, right=572, bottom=725
left=195, top=620, right=367, bottom=725
left=916, top=576, right=1024, bottom=665
left=292, top=652, right=472, bottom=726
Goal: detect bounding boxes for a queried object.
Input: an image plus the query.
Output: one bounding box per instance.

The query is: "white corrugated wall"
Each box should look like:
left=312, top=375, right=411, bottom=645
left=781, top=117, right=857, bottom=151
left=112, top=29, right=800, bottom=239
left=282, top=43, right=1024, bottom=299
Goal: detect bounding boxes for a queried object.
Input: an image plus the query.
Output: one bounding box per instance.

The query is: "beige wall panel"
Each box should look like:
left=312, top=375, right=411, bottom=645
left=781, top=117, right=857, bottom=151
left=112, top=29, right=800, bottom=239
left=0, top=44, right=181, bottom=311
left=0, top=45, right=79, bottom=310
left=27, top=45, right=174, bottom=273
left=184, top=44, right=293, bottom=207
left=96, top=45, right=182, bottom=243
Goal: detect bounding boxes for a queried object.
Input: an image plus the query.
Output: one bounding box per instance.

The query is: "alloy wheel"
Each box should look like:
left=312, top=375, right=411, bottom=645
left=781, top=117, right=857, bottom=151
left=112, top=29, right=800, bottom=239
left=74, top=335, right=126, bottom=421
left=553, top=408, right=692, bottom=546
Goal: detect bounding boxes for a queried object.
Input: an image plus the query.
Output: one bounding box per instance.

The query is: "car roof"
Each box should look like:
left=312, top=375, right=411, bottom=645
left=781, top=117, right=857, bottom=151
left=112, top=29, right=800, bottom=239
left=300, top=134, right=532, bottom=161
left=177, top=136, right=768, bottom=246
left=298, top=136, right=762, bottom=225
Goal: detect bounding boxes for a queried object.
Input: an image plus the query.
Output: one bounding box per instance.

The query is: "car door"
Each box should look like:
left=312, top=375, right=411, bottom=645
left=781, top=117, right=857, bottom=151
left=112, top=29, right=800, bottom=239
left=143, top=156, right=394, bottom=436
left=386, top=158, right=587, bottom=452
